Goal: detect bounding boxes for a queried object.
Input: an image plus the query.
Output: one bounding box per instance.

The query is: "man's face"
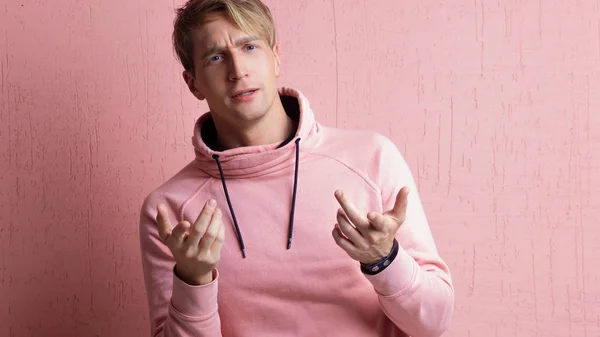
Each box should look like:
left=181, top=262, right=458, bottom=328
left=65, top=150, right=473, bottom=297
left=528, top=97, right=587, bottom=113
left=184, top=14, right=281, bottom=126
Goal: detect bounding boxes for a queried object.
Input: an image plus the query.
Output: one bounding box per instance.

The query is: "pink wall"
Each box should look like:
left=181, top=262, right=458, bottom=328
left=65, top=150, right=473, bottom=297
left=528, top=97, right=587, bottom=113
left=2, top=0, right=599, bottom=336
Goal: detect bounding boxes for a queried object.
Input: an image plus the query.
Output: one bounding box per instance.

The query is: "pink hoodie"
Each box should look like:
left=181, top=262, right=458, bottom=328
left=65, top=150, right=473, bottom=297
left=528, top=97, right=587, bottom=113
left=139, top=87, right=454, bottom=337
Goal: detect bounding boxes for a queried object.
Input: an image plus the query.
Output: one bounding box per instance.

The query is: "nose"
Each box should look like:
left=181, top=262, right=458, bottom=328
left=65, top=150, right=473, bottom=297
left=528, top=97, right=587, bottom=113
left=228, top=53, right=248, bottom=81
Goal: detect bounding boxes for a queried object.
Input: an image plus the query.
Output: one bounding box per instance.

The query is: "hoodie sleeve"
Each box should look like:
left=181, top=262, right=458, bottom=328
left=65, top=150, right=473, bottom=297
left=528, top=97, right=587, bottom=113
left=139, top=198, right=223, bottom=337
left=364, top=135, right=455, bottom=337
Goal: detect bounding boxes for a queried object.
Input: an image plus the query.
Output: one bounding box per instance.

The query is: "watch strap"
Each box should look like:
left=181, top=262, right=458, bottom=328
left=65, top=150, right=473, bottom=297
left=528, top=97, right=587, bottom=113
left=360, top=238, right=399, bottom=275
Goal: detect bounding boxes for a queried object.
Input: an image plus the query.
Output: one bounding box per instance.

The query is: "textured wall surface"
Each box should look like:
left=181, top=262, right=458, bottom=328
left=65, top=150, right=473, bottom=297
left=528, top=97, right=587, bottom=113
left=1, top=0, right=599, bottom=336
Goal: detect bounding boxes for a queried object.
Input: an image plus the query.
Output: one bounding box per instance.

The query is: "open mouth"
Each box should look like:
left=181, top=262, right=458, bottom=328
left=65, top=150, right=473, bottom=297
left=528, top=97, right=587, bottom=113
left=233, top=89, right=258, bottom=98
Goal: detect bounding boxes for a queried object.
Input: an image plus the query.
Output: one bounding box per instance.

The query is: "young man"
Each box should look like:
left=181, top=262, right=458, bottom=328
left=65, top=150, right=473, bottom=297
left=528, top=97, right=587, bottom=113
left=138, top=0, right=454, bottom=336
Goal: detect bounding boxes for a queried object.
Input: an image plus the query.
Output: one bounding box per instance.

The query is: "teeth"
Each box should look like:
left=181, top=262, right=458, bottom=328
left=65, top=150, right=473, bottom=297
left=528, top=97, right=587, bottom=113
left=236, top=90, right=254, bottom=97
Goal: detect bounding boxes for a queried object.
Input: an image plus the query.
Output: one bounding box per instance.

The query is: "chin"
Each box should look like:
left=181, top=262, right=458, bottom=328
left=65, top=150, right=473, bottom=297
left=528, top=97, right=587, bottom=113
left=233, top=108, right=268, bottom=123
left=224, top=91, right=275, bottom=123
left=231, top=101, right=272, bottom=122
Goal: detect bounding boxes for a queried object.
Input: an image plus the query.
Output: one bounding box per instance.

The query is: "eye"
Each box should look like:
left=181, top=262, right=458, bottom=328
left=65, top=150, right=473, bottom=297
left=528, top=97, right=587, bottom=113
left=245, top=44, right=256, bottom=51
left=209, top=55, right=222, bottom=63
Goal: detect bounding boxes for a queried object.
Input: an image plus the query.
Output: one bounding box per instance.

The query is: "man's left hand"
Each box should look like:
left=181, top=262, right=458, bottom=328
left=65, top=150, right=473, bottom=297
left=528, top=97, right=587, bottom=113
left=332, top=187, right=410, bottom=264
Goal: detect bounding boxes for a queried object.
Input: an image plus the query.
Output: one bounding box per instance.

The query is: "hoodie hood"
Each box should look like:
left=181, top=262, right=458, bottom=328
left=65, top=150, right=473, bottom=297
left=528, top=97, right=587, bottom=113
left=189, top=87, right=321, bottom=258
left=191, top=87, right=319, bottom=179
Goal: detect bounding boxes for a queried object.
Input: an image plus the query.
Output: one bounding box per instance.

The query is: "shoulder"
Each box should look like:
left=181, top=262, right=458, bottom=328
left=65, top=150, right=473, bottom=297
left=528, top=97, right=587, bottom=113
left=313, top=125, right=404, bottom=171
left=139, top=160, right=210, bottom=220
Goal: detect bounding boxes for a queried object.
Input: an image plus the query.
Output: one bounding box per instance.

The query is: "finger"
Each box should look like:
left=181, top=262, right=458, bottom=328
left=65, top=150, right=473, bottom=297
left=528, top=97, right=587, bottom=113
left=367, top=211, right=392, bottom=231
left=334, top=190, right=369, bottom=229
left=170, top=221, right=191, bottom=247
left=156, top=204, right=173, bottom=240
left=332, top=224, right=358, bottom=254
left=389, top=187, right=410, bottom=222
left=187, top=199, right=217, bottom=246
left=211, top=219, right=226, bottom=251
left=337, top=209, right=367, bottom=246
left=198, top=208, right=222, bottom=251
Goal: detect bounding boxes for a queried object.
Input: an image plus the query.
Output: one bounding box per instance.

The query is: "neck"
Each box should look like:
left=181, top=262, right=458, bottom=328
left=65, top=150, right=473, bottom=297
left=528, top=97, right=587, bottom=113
left=214, top=98, right=296, bottom=149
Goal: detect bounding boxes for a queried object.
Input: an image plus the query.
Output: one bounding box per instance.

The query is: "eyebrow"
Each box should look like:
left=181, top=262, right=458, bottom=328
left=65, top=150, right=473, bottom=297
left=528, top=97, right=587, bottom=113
left=200, top=36, right=259, bottom=60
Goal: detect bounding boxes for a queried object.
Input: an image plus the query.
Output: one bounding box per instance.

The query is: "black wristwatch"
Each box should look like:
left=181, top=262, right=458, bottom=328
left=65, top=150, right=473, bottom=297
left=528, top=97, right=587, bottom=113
left=360, top=239, right=399, bottom=275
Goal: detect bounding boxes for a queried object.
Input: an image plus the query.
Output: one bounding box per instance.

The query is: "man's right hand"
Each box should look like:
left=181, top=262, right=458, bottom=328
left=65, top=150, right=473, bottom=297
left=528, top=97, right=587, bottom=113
left=156, top=199, right=225, bottom=286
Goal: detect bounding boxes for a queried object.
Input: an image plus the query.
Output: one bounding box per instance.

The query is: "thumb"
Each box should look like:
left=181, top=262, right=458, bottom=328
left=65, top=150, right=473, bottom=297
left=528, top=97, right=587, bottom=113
left=388, top=187, right=409, bottom=222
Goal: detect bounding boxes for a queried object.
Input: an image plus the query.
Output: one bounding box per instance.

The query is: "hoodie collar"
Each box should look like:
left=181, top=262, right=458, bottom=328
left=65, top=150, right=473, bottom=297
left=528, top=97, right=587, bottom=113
left=191, top=87, right=319, bottom=178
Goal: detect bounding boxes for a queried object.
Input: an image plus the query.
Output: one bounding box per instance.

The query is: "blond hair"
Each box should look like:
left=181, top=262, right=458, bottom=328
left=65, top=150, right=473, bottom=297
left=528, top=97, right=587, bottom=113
left=173, top=0, right=277, bottom=72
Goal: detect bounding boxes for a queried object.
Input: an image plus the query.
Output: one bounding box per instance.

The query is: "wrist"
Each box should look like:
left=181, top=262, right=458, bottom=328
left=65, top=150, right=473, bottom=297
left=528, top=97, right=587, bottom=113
left=360, top=240, right=395, bottom=265
left=360, top=238, right=399, bottom=275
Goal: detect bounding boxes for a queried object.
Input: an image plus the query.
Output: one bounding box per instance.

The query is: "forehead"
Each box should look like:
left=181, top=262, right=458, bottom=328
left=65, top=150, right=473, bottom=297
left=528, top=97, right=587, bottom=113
left=192, top=14, right=255, bottom=50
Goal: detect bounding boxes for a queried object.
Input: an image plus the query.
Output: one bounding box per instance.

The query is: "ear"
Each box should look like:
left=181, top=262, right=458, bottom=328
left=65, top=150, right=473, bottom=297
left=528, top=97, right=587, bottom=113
left=272, top=44, right=281, bottom=77
left=182, top=70, right=206, bottom=100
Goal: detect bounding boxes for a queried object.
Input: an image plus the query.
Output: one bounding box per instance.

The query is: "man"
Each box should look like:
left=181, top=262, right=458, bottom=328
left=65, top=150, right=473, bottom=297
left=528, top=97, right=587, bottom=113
left=139, top=0, right=454, bottom=336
